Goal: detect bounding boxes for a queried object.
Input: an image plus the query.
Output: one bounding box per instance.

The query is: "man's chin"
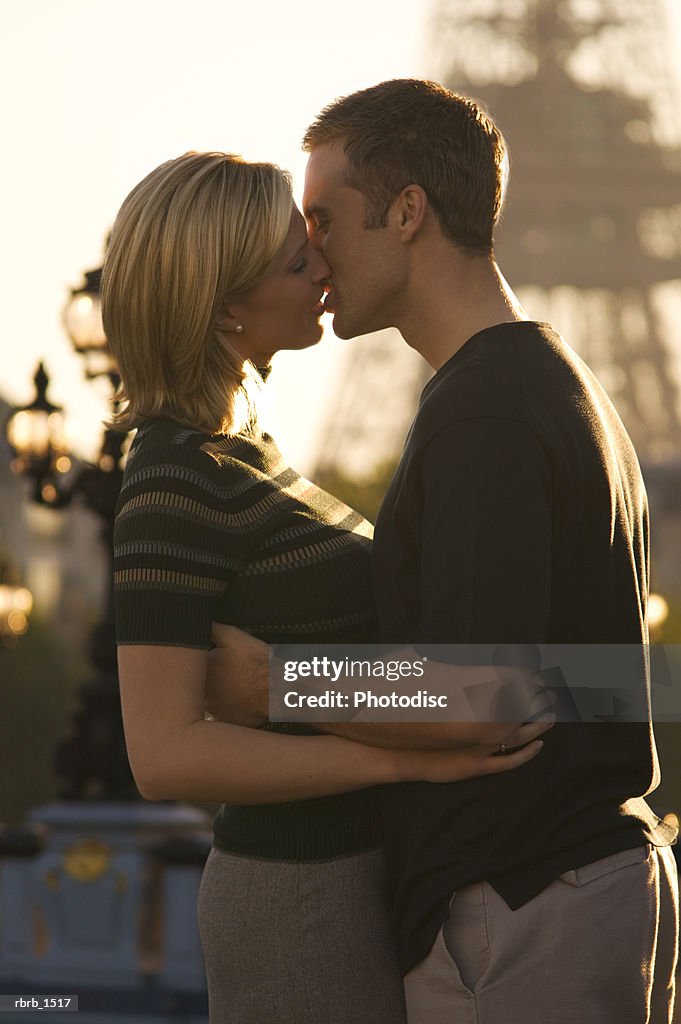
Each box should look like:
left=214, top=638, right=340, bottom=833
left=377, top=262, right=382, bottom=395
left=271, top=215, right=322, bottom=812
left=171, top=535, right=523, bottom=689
left=329, top=311, right=355, bottom=341
left=331, top=317, right=380, bottom=342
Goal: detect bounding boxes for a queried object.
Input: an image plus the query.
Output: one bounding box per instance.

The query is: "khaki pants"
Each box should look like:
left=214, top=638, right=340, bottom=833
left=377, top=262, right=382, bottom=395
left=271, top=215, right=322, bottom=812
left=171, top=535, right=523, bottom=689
left=404, top=845, right=679, bottom=1024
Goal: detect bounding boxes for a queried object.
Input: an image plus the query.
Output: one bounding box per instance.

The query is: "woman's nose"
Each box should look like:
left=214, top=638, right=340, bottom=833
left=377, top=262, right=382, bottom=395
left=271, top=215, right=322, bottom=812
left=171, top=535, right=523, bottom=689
left=312, top=249, right=331, bottom=282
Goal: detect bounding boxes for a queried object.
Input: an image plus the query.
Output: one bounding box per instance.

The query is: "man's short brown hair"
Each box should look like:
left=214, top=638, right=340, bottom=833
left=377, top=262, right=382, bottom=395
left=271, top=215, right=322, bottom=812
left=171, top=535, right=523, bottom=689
left=303, top=78, right=508, bottom=256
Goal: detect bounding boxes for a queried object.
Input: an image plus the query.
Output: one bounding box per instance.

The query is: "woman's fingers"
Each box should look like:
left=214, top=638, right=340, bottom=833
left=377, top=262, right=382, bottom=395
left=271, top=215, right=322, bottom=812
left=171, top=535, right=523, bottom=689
left=503, top=714, right=556, bottom=749
left=470, top=714, right=556, bottom=777
left=416, top=735, right=547, bottom=783
left=481, top=738, right=545, bottom=774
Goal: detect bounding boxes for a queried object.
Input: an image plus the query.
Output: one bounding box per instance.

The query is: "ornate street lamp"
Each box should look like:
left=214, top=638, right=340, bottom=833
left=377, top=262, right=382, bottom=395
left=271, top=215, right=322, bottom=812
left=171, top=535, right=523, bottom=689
left=62, top=265, right=129, bottom=523
left=4, top=263, right=134, bottom=800
left=0, top=258, right=210, bottom=1006
left=57, top=264, right=133, bottom=800
left=63, top=266, right=118, bottom=384
left=5, top=363, right=71, bottom=506
left=63, top=268, right=104, bottom=347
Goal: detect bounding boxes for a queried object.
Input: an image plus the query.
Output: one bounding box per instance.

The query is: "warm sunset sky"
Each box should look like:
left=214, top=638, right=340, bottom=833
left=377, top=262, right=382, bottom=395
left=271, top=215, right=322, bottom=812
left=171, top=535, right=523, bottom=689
left=0, top=0, right=426, bottom=469
left=1, top=0, right=680, bottom=470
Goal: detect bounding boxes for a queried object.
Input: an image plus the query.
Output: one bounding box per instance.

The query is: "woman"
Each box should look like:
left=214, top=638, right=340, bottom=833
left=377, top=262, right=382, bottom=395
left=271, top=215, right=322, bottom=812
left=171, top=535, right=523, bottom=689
left=102, top=151, right=550, bottom=1024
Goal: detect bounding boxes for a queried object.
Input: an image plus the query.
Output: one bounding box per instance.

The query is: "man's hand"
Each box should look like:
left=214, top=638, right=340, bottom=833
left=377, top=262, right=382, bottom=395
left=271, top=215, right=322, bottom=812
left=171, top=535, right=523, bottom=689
left=206, top=624, right=269, bottom=728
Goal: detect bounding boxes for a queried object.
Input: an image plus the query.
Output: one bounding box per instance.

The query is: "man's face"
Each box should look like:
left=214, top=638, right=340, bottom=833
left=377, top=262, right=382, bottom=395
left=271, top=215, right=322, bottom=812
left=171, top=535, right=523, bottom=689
left=303, top=143, right=405, bottom=340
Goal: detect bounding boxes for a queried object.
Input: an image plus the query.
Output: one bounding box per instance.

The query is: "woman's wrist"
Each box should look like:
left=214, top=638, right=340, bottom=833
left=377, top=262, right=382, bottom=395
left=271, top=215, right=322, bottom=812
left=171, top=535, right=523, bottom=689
left=329, top=735, right=409, bottom=786
left=363, top=743, right=421, bottom=785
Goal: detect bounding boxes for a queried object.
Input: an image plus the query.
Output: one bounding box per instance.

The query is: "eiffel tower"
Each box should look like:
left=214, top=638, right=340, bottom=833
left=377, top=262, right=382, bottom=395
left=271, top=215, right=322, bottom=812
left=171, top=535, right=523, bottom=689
left=313, top=0, right=681, bottom=477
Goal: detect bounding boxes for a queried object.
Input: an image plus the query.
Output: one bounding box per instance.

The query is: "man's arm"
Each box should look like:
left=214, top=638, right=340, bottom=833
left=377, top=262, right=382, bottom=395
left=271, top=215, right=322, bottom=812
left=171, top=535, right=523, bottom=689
left=206, top=628, right=554, bottom=751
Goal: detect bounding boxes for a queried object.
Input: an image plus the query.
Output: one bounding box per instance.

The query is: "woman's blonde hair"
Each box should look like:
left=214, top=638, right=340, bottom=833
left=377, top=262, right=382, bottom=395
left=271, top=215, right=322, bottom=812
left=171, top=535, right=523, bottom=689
left=101, top=152, right=294, bottom=434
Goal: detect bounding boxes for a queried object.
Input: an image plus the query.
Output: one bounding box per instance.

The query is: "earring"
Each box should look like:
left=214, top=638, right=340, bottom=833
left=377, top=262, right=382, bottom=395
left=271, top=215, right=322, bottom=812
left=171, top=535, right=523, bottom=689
left=234, top=324, right=244, bottom=334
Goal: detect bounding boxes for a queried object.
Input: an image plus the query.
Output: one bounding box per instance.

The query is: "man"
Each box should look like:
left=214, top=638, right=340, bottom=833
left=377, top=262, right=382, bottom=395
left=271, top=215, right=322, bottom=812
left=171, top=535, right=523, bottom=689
left=213, top=79, right=679, bottom=1022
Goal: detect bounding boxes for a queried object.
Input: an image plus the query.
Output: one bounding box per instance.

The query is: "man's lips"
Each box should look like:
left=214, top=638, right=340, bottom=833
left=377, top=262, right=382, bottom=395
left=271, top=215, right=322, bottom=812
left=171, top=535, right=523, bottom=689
left=322, top=290, right=336, bottom=313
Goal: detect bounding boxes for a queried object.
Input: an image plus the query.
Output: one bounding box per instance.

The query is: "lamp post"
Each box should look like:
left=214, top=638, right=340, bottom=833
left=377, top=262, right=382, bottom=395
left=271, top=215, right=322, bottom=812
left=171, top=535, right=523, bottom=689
left=63, top=269, right=105, bottom=350
left=0, top=262, right=211, bottom=1005
left=5, top=363, right=70, bottom=506
left=63, top=266, right=117, bottom=384
left=5, top=265, right=133, bottom=800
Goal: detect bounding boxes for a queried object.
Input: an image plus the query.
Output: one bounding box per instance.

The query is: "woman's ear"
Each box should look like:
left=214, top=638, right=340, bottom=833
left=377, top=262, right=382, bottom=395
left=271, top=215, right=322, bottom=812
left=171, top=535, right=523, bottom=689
left=215, top=305, right=244, bottom=334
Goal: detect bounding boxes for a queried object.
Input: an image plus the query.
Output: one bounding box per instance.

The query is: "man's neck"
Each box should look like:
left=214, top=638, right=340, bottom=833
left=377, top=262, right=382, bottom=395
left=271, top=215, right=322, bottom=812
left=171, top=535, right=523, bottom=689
left=397, top=250, right=529, bottom=371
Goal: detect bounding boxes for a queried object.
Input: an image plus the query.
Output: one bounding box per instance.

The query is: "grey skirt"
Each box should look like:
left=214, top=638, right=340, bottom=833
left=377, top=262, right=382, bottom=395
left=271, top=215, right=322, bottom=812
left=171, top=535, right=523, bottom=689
left=197, top=845, right=407, bottom=1024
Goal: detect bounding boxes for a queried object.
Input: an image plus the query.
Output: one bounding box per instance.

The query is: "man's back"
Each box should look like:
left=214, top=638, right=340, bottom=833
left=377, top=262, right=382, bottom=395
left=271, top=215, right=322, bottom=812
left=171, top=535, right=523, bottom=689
left=372, top=321, right=673, bottom=973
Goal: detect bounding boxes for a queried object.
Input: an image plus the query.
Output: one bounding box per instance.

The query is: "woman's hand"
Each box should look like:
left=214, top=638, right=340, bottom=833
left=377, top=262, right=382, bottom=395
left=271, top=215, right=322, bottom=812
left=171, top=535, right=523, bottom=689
left=396, top=717, right=553, bottom=783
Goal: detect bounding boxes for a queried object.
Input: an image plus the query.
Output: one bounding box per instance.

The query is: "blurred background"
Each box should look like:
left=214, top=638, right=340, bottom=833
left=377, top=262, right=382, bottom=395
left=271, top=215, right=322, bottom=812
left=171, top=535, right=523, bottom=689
left=1, top=0, right=680, bottom=1014
left=2, top=0, right=681, bottom=842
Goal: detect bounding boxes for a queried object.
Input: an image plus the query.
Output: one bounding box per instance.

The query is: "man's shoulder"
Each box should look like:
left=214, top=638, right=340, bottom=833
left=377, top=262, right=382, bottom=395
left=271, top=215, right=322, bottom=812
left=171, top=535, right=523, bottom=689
left=410, top=319, right=628, bottom=454
left=415, top=321, right=555, bottom=427
left=427, top=320, right=581, bottom=391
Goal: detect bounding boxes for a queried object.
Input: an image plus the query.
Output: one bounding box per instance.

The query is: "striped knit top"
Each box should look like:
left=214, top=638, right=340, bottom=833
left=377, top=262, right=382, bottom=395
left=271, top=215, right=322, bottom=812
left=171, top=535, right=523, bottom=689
left=113, top=417, right=382, bottom=860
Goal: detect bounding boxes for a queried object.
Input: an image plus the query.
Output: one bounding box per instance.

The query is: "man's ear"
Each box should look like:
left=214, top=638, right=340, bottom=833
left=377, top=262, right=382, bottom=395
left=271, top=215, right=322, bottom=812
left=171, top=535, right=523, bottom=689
left=394, top=185, right=428, bottom=242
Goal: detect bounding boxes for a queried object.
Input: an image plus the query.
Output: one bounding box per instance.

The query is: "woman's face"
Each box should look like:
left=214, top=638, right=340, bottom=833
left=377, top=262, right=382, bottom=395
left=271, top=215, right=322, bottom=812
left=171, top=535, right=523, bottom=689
left=227, top=207, right=330, bottom=365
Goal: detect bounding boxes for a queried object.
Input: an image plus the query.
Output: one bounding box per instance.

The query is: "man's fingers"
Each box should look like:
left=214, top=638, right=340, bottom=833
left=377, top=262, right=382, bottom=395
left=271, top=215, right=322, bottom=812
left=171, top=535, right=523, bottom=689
left=211, top=623, right=241, bottom=645
left=524, top=688, right=557, bottom=722
left=210, top=622, right=268, bottom=654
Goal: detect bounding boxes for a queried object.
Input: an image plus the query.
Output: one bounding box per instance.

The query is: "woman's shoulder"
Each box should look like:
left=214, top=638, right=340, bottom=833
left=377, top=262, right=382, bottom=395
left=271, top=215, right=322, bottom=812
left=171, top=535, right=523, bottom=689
left=117, top=421, right=291, bottom=531
left=196, top=430, right=283, bottom=475
left=125, top=419, right=280, bottom=479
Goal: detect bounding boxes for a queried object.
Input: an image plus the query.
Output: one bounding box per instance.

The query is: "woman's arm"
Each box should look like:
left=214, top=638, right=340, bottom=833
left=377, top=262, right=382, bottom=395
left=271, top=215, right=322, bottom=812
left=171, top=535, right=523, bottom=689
left=119, top=645, right=547, bottom=804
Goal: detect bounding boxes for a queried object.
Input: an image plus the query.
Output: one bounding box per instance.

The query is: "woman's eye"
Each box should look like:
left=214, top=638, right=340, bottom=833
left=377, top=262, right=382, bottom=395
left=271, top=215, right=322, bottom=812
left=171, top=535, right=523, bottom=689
left=292, top=258, right=308, bottom=274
